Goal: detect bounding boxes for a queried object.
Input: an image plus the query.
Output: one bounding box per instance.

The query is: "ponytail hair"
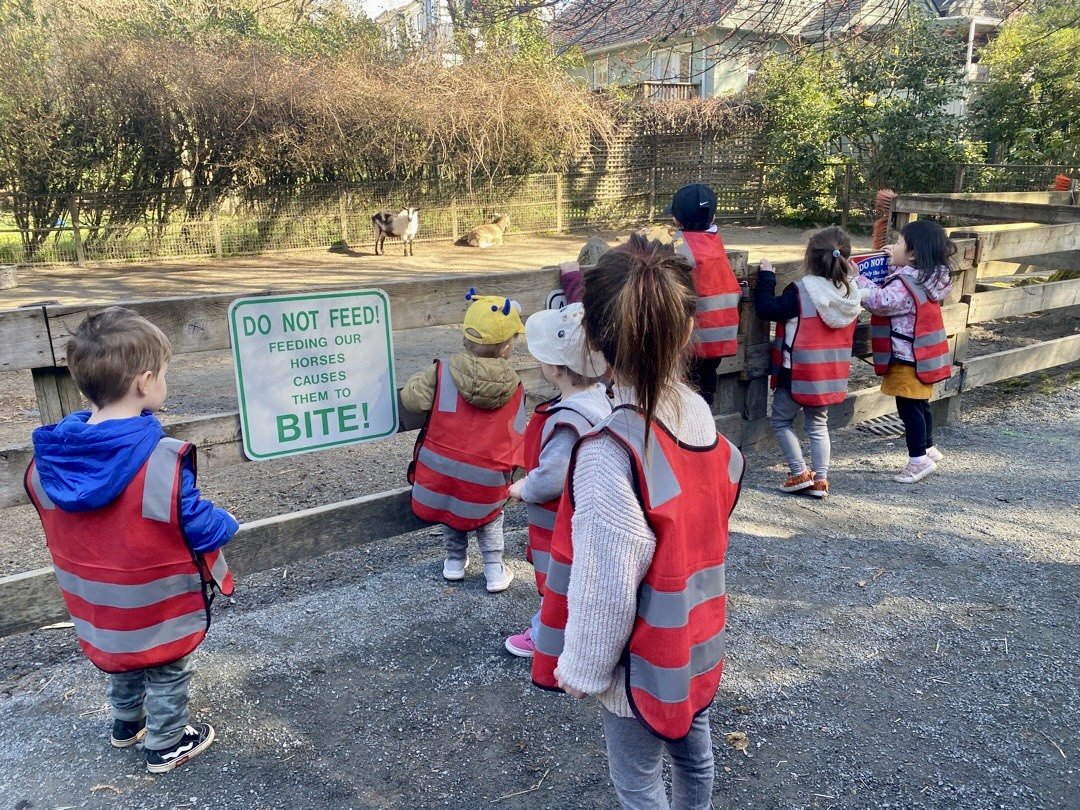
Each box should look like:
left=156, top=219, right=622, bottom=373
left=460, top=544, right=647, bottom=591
left=582, top=233, right=696, bottom=433
left=805, top=225, right=853, bottom=291
left=901, top=220, right=956, bottom=287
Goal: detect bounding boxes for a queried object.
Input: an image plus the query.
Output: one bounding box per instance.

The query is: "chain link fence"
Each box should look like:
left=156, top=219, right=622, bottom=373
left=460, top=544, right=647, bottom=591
left=1, top=159, right=1076, bottom=266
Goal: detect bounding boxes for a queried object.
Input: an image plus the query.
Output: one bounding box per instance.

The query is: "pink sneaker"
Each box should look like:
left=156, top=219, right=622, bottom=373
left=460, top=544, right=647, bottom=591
left=504, top=628, right=536, bottom=658
left=926, top=446, right=944, bottom=463
left=894, top=457, right=937, bottom=484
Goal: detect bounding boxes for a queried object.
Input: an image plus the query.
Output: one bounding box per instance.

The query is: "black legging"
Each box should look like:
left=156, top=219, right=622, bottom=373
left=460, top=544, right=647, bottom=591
left=688, top=356, right=724, bottom=406
left=896, top=397, right=934, bottom=458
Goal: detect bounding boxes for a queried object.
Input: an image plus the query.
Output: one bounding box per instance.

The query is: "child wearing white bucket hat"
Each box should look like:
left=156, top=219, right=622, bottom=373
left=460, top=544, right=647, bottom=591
left=505, top=303, right=611, bottom=657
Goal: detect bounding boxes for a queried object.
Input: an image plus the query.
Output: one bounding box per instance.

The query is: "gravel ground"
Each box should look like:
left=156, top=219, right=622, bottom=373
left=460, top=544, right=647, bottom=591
left=1, top=365, right=1079, bottom=809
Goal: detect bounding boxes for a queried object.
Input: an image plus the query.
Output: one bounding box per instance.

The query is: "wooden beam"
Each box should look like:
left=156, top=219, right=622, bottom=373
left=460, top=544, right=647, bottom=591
left=893, top=194, right=1080, bottom=225
left=0, top=567, right=67, bottom=637
left=976, top=222, right=1080, bottom=263
left=967, top=278, right=1080, bottom=324
left=961, top=334, right=1080, bottom=391
left=0, top=307, right=54, bottom=372
left=30, top=367, right=84, bottom=426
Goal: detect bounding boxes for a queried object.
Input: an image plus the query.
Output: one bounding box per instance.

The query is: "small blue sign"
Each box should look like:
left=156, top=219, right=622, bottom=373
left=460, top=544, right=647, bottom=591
left=852, top=252, right=890, bottom=285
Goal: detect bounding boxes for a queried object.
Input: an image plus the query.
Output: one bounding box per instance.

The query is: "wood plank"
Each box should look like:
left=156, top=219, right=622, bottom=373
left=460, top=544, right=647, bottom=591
left=0, top=567, right=67, bottom=637
left=893, top=194, right=1080, bottom=225
left=968, top=278, right=1080, bottom=324
left=977, top=222, right=1080, bottom=263
left=30, top=367, right=84, bottom=425
left=961, top=334, right=1080, bottom=391
left=0, top=307, right=54, bottom=372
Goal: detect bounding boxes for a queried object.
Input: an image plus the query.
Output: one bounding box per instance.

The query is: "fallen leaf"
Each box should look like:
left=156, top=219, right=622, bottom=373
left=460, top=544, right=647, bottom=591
left=724, top=731, right=750, bottom=753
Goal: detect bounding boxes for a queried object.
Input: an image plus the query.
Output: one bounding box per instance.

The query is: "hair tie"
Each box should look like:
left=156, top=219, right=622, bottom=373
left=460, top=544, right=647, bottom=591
left=832, top=249, right=841, bottom=258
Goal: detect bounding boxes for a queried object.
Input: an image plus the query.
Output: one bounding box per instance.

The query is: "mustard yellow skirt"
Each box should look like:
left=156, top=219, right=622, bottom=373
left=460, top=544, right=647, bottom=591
left=881, top=363, right=932, bottom=400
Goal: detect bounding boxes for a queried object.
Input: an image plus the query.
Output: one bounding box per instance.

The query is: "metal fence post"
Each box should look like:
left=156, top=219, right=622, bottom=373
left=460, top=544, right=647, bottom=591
left=954, top=165, right=967, bottom=193
left=68, top=195, right=85, bottom=266
left=555, top=173, right=564, bottom=233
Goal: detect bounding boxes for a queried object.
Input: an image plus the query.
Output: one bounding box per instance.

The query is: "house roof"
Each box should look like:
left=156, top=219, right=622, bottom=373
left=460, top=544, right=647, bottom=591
left=554, top=0, right=949, bottom=53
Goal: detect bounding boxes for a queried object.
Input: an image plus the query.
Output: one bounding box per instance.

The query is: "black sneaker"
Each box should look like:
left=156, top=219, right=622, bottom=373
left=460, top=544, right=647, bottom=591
left=146, top=723, right=216, bottom=773
left=111, top=717, right=146, bottom=748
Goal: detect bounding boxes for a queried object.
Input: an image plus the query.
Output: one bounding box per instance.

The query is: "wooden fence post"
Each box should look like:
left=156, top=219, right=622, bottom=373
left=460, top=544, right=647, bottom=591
left=68, top=195, right=85, bottom=267
left=212, top=217, right=223, bottom=259
left=840, top=162, right=852, bottom=229
left=450, top=196, right=459, bottom=241
left=648, top=167, right=657, bottom=222
left=555, top=173, right=564, bottom=233
left=338, top=191, right=349, bottom=245
left=32, top=367, right=82, bottom=425
left=954, top=165, right=967, bottom=193
left=755, top=165, right=766, bottom=224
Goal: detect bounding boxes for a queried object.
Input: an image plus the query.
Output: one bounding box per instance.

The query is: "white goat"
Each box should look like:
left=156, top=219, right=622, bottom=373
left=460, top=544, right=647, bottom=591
left=372, top=207, right=420, bottom=256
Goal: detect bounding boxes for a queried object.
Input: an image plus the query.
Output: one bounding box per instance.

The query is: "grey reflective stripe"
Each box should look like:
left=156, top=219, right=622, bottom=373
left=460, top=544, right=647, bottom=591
left=795, top=280, right=816, bottom=318
left=919, top=352, right=951, bottom=372
left=697, top=292, right=740, bottom=312
left=412, top=483, right=504, bottom=520
left=513, top=395, right=527, bottom=434
left=533, top=622, right=565, bottom=656
left=142, top=439, right=184, bottom=523
left=540, top=409, right=594, bottom=446
left=726, top=439, right=743, bottom=484
left=871, top=325, right=892, bottom=339
left=208, top=552, right=230, bottom=589
left=873, top=352, right=892, bottom=367
left=526, top=502, right=557, bottom=531
left=53, top=565, right=201, bottom=609
left=913, top=329, right=947, bottom=349
left=790, top=347, right=851, bottom=364
left=72, top=610, right=207, bottom=655
left=638, top=564, right=725, bottom=629
left=418, top=446, right=507, bottom=487
left=531, top=549, right=551, bottom=576
left=544, top=558, right=572, bottom=596
left=791, top=378, right=850, bottom=396
left=899, top=275, right=929, bottom=303
left=436, top=361, right=458, bottom=413
left=627, top=628, right=726, bottom=704
left=692, top=325, right=738, bottom=344
left=30, top=466, right=55, bottom=510
left=604, top=410, right=682, bottom=508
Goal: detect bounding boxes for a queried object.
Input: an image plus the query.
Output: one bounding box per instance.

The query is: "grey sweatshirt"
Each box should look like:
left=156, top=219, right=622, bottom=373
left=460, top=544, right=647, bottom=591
left=556, top=383, right=718, bottom=717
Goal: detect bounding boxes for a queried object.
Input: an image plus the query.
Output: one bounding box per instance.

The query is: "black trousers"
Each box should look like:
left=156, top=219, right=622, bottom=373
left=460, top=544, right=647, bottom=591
left=688, top=356, right=723, bottom=406
left=896, top=396, right=934, bottom=458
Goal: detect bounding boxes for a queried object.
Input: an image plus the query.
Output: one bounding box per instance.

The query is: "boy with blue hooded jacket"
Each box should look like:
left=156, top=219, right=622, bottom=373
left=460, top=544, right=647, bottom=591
left=26, top=306, right=237, bottom=774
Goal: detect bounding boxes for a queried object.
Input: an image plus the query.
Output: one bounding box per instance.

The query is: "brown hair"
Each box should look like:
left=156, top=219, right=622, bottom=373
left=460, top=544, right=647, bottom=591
left=66, top=307, right=172, bottom=406
left=582, top=233, right=696, bottom=433
left=462, top=335, right=516, bottom=358
left=805, top=226, right=854, bottom=291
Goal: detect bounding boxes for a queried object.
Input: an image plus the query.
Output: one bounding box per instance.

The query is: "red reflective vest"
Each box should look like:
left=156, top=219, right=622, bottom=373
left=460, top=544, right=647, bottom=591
left=522, top=397, right=607, bottom=595
left=25, top=438, right=234, bottom=674
left=870, top=275, right=952, bottom=383
left=408, top=359, right=526, bottom=531
left=681, top=231, right=741, bottom=359
left=770, top=279, right=857, bottom=407
left=532, top=406, right=743, bottom=742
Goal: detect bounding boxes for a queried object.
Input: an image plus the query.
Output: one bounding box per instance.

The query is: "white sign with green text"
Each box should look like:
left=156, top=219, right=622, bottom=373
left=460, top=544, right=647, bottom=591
left=228, top=289, right=397, bottom=460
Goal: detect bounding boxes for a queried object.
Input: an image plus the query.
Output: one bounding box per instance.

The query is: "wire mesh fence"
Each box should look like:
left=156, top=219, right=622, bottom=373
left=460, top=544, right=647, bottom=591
left=1, top=158, right=1075, bottom=266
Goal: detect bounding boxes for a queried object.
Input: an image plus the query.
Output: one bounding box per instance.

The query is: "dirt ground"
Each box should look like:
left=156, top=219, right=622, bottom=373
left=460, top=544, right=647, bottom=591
left=0, top=224, right=831, bottom=309
left=2, top=229, right=1079, bottom=809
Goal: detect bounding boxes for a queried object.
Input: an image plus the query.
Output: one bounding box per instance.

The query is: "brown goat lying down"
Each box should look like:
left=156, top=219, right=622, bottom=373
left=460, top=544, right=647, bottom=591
left=457, top=213, right=508, bottom=248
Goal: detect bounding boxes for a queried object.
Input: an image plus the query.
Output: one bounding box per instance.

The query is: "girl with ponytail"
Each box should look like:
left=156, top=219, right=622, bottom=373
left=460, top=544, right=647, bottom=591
left=754, top=226, right=861, bottom=498
left=530, top=233, right=743, bottom=809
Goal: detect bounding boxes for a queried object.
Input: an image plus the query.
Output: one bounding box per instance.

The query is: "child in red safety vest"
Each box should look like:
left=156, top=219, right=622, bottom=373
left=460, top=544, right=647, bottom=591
left=503, top=302, right=611, bottom=658
left=856, top=220, right=955, bottom=484
left=26, top=307, right=237, bottom=773
left=755, top=226, right=861, bottom=498
left=668, top=183, right=743, bottom=407
left=531, top=234, right=743, bottom=809
left=403, top=290, right=527, bottom=593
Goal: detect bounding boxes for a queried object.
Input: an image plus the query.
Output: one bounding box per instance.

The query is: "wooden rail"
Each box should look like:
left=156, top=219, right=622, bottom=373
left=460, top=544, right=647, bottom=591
left=4, top=214, right=1080, bottom=638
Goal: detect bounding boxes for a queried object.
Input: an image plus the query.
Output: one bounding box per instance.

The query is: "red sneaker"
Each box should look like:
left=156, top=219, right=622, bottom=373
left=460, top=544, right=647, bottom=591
left=504, top=628, right=535, bottom=658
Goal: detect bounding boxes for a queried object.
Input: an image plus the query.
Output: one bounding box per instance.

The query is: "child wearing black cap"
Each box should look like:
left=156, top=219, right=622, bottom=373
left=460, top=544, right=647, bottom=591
left=668, top=184, right=743, bottom=407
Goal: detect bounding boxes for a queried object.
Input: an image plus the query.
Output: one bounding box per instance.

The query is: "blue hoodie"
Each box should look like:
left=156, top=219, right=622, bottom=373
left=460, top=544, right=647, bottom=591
left=31, top=412, right=238, bottom=553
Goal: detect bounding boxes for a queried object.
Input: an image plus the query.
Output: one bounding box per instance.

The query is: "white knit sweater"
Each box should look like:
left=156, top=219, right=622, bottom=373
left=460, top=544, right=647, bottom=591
left=556, top=382, right=718, bottom=717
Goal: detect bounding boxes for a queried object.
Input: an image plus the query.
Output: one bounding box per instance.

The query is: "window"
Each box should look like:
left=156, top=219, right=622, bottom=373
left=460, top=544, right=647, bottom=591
left=651, top=47, right=692, bottom=82
left=592, top=56, right=609, bottom=89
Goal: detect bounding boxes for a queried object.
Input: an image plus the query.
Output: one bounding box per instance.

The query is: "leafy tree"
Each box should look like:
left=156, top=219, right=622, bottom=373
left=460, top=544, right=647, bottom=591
left=969, top=1, right=1080, bottom=162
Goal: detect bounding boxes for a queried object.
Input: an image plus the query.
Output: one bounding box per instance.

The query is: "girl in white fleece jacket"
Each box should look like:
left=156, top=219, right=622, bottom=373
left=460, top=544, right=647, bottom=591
left=754, top=226, right=862, bottom=498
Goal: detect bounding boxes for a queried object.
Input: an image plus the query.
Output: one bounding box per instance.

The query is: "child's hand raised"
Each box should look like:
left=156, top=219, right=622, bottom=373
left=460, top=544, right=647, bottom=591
left=757, top=258, right=774, bottom=274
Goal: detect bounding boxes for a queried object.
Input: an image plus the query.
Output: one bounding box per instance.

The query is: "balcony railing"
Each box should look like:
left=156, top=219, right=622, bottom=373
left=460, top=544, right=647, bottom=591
left=633, top=81, right=701, bottom=102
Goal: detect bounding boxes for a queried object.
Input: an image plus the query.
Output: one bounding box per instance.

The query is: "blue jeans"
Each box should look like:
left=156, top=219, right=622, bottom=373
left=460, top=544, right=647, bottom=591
left=107, top=655, right=195, bottom=750
left=530, top=609, right=541, bottom=637
left=601, top=707, right=714, bottom=809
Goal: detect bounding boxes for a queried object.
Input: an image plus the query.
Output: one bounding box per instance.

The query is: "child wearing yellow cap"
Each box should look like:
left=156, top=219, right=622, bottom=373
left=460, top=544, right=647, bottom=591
left=402, top=291, right=527, bottom=592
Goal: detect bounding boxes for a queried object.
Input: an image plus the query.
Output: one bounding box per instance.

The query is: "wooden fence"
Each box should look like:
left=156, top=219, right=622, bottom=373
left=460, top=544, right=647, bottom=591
left=2, top=192, right=1079, bottom=636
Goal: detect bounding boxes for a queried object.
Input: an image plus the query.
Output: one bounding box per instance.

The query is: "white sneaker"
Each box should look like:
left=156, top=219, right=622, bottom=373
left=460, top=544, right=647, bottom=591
left=443, top=556, right=468, bottom=581
left=926, top=446, right=944, bottom=463
left=484, top=562, right=514, bottom=593
left=894, top=458, right=937, bottom=484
